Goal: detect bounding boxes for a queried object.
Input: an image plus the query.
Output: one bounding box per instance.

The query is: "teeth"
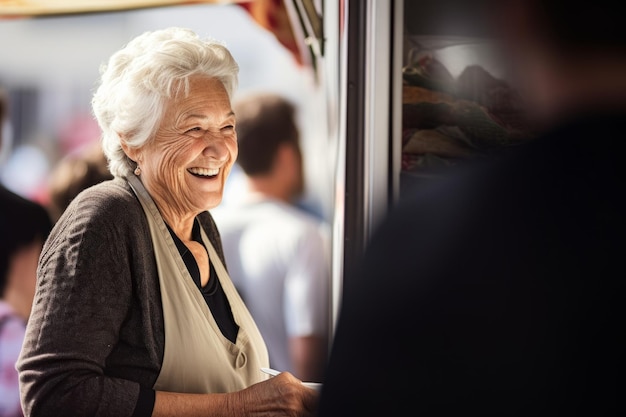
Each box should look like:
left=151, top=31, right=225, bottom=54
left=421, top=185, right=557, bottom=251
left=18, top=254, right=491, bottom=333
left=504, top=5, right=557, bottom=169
left=188, top=167, right=219, bottom=177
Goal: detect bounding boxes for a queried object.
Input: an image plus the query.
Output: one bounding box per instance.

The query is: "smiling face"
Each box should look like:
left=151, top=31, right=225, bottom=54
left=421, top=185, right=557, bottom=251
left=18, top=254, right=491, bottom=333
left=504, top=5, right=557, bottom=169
left=130, top=76, right=237, bottom=221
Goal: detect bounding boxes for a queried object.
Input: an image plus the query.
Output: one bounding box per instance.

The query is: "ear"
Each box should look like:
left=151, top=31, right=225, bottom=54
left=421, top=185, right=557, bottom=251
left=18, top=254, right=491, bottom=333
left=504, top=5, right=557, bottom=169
left=275, top=142, right=304, bottom=200
left=272, top=143, right=291, bottom=172
left=275, top=142, right=302, bottom=177
left=119, top=133, right=141, bottom=163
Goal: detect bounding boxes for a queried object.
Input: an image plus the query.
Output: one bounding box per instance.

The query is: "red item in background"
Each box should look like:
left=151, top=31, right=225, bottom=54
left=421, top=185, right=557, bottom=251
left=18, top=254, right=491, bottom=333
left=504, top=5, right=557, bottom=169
left=238, top=0, right=304, bottom=66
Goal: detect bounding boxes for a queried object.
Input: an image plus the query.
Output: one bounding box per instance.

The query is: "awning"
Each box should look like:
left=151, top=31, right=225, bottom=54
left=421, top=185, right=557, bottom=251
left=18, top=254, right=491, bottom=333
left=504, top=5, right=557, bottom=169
left=0, top=0, right=315, bottom=67
left=0, top=1, right=229, bottom=17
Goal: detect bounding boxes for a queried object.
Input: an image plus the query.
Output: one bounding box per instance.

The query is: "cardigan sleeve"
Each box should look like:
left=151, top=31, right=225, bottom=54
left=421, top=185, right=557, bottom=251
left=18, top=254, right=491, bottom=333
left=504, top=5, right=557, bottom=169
left=17, top=181, right=158, bottom=417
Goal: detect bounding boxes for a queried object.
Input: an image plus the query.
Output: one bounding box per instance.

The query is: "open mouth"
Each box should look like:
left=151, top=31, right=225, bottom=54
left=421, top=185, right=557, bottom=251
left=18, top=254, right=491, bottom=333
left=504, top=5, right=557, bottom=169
left=187, top=167, right=219, bottom=178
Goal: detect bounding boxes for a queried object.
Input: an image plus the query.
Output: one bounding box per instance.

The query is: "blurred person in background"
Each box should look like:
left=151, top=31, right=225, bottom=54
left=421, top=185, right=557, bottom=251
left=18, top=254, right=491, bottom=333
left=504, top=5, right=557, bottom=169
left=45, top=142, right=113, bottom=222
left=213, top=93, right=330, bottom=383
left=17, top=28, right=318, bottom=417
left=1, top=86, right=53, bottom=417
left=318, top=0, right=626, bottom=415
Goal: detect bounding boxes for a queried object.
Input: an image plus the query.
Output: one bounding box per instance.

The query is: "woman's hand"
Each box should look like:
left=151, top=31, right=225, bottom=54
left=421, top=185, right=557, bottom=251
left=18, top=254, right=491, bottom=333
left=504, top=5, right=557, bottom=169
left=153, top=372, right=319, bottom=416
left=228, top=371, right=319, bottom=417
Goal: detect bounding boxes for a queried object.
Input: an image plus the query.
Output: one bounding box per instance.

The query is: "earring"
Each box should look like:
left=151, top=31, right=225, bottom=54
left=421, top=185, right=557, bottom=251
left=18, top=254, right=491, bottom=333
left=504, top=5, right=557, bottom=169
left=134, top=165, right=141, bottom=176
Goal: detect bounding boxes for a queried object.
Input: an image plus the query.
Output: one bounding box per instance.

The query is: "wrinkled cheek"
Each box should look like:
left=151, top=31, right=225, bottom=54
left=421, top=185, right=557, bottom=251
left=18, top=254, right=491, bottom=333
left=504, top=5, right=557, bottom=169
left=154, top=161, right=185, bottom=196
left=222, top=162, right=236, bottom=186
left=225, top=143, right=238, bottom=180
left=231, top=142, right=239, bottom=161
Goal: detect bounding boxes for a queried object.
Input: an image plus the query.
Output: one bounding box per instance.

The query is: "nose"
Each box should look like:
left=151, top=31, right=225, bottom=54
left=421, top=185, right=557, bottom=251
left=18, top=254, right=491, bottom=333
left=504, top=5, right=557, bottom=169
left=201, top=132, right=230, bottom=162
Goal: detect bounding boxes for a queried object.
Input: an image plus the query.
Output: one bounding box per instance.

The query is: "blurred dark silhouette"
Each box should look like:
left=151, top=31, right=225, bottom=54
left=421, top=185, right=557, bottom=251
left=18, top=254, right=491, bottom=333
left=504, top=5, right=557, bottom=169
left=318, top=1, right=626, bottom=415
left=1, top=86, right=53, bottom=417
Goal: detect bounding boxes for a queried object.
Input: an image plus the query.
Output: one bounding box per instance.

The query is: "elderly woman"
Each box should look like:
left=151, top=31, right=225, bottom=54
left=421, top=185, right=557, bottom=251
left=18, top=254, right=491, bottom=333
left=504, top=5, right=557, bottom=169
left=17, top=27, right=318, bottom=417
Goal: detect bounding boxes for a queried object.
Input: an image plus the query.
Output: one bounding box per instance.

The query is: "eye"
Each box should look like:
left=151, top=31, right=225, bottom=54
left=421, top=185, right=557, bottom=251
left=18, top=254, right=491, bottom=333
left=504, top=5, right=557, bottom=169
left=221, top=125, right=235, bottom=131
left=184, top=126, right=207, bottom=137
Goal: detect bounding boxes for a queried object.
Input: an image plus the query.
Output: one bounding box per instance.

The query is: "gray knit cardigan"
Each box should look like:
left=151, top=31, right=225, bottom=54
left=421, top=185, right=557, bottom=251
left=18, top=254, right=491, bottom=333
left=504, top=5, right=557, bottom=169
left=17, top=177, right=227, bottom=417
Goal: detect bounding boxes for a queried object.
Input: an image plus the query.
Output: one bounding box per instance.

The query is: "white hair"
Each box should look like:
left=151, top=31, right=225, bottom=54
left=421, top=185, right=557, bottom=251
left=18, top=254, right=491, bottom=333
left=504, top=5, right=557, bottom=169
left=91, top=27, right=239, bottom=177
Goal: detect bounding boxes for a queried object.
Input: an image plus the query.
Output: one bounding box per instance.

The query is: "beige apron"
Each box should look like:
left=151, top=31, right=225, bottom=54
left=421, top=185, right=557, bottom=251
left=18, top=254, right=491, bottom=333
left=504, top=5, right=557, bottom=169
left=128, top=175, right=269, bottom=394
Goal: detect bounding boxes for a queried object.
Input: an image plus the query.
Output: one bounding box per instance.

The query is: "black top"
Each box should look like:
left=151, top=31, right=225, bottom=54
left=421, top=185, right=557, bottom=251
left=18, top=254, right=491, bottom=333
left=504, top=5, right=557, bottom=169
left=167, top=219, right=239, bottom=343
